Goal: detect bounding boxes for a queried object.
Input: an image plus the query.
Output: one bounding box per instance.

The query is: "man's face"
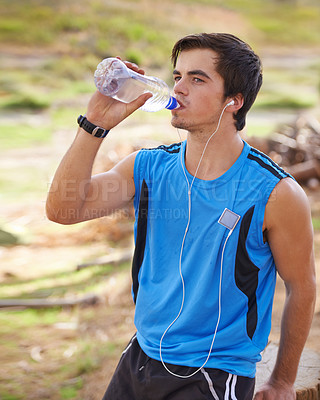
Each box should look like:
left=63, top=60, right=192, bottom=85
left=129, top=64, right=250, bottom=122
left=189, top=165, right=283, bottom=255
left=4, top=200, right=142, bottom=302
left=171, top=48, right=226, bottom=133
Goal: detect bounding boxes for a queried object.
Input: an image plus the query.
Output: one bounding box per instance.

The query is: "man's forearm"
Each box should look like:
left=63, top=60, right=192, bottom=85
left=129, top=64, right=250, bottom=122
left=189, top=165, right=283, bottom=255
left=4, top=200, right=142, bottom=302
left=46, top=128, right=103, bottom=224
left=269, top=283, right=316, bottom=387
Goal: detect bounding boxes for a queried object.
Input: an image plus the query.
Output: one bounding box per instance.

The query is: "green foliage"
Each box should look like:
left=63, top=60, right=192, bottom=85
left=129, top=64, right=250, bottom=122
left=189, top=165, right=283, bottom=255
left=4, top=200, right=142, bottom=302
left=0, top=228, right=19, bottom=246
left=312, top=216, right=320, bottom=231
left=0, top=0, right=319, bottom=56
left=251, top=5, right=320, bottom=45
left=124, top=48, right=144, bottom=65
left=0, top=394, right=23, bottom=400
left=60, top=386, right=79, bottom=399
left=54, top=14, right=89, bottom=32
left=2, top=94, right=50, bottom=111
left=256, top=93, right=317, bottom=109
left=0, top=0, right=172, bottom=65
left=0, top=123, right=52, bottom=149
left=256, top=63, right=320, bottom=110
left=0, top=0, right=319, bottom=115
left=245, top=120, right=279, bottom=138
left=0, top=5, right=56, bottom=45
left=0, top=261, right=118, bottom=297
left=60, top=377, right=83, bottom=399
left=0, top=309, right=64, bottom=331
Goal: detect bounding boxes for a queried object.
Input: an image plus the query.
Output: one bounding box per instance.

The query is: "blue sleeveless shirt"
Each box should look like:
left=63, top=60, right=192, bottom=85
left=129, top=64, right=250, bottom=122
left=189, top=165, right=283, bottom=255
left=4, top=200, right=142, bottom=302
left=132, top=140, right=291, bottom=378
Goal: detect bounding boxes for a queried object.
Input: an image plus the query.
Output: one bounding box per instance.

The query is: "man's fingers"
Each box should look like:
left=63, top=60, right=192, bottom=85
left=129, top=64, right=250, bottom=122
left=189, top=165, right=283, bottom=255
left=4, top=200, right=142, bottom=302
left=126, top=92, right=153, bottom=114
left=121, top=59, right=146, bottom=75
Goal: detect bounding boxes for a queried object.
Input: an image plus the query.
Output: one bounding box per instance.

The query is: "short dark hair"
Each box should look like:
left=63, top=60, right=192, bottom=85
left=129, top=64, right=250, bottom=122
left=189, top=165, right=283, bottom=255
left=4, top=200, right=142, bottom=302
left=171, top=33, right=263, bottom=131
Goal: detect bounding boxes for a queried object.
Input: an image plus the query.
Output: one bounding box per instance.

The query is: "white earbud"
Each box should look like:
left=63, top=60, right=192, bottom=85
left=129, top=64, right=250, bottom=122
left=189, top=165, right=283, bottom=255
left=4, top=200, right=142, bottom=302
left=226, top=99, right=235, bottom=107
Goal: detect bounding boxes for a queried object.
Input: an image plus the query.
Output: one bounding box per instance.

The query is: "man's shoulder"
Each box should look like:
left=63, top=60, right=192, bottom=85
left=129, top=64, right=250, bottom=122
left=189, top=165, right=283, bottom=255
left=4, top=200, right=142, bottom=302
left=264, top=177, right=310, bottom=233
left=269, top=177, right=308, bottom=206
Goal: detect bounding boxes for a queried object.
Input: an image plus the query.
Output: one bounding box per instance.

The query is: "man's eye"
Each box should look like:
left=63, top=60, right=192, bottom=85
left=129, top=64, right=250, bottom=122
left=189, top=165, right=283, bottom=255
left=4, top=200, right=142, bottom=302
left=194, top=77, right=204, bottom=83
left=173, top=76, right=181, bottom=82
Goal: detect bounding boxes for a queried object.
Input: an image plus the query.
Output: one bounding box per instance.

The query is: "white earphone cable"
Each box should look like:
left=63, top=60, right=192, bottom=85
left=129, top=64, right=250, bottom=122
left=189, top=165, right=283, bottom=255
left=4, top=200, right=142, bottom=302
left=159, top=102, right=233, bottom=378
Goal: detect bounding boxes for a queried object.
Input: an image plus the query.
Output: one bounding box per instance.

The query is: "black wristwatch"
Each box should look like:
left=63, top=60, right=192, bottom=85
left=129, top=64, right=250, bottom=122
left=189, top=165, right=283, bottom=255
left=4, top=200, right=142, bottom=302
left=77, top=115, right=110, bottom=138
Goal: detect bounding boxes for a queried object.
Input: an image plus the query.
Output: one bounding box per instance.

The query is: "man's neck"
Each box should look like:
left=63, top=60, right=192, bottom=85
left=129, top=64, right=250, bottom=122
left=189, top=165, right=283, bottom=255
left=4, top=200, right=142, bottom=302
left=184, top=129, right=244, bottom=181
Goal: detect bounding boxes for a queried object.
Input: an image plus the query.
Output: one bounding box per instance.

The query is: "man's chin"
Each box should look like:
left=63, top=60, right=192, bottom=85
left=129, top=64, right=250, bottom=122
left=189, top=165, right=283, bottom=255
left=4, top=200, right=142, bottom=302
left=171, top=116, right=188, bottom=131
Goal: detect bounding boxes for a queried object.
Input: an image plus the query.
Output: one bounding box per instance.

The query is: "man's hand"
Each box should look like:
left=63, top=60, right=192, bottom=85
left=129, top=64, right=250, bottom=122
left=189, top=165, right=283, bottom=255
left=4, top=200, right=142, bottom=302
left=254, top=381, right=295, bottom=399
left=86, top=60, right=152, bottom=130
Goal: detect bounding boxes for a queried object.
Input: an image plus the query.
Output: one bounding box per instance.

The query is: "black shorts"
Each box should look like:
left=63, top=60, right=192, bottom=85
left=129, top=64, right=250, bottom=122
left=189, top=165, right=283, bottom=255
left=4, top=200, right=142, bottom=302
left=102, top=334, right=255, bottom=400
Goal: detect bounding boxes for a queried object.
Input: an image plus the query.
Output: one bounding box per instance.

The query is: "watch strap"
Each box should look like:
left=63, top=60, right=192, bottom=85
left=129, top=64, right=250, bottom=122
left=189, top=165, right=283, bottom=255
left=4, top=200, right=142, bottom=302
left=77, top=115, right=109, bottom=138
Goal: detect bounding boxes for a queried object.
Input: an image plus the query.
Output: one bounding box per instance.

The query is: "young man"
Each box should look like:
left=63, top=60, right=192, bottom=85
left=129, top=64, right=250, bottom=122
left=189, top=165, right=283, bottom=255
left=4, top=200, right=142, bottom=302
left=46, top=33, right=316, bottom=400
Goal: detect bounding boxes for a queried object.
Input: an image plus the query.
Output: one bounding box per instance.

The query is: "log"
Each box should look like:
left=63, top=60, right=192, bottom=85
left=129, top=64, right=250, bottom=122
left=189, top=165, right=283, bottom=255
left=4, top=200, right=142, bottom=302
left=255, top=342, right=320, bottom=398
left=285, top=159, right=320, bottom=183
left=76, top=248, right=133, bottom=270
left=0, top=293, right=100, bottom=309
left=300, top=114, right=320, bottom=136
left=271, top=132, right=300, bottom=150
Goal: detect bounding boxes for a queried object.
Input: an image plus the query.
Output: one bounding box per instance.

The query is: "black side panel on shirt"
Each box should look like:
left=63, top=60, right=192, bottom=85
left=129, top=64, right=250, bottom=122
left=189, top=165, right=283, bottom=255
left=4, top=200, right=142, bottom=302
left=132, top=179, right=149, bottom=304
left=235, top=205, right=260, bottom=339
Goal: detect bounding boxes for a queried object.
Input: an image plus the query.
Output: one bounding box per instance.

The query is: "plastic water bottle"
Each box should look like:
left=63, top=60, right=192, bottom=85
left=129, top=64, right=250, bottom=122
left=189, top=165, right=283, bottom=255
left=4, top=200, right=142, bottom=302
left=94, top=57, right=179, bottom=112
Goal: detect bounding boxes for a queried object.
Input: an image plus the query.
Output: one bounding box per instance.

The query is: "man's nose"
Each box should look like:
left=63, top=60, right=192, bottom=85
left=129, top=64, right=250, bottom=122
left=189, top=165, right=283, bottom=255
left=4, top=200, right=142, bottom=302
left=173, top=78, right=188, bottom=96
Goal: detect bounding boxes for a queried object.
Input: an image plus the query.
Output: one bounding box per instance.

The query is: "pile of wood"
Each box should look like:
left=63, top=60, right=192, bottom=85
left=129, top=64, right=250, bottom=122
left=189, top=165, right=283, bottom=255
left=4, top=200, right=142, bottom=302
left=246, top=114, right=320, bottom=189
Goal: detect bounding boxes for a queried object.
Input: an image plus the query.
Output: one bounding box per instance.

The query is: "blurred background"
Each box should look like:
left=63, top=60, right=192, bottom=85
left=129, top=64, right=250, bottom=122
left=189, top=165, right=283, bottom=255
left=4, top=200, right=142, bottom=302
left=0, top=0, right=319, bottom=399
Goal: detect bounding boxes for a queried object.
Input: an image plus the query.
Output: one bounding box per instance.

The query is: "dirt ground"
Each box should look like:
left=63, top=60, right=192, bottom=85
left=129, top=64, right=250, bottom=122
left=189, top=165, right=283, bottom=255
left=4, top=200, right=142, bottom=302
left=1, top=243, right=319, bottom=400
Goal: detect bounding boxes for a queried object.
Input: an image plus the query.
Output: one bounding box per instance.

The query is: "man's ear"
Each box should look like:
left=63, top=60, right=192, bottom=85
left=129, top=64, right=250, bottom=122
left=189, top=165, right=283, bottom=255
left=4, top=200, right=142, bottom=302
left=226, top=93, right=244, bottom=111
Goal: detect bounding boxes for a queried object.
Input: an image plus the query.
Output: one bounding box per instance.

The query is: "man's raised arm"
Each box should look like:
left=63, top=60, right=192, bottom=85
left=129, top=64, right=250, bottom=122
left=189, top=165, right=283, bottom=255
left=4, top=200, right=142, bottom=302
left=46, top=63, right=152, bottom=225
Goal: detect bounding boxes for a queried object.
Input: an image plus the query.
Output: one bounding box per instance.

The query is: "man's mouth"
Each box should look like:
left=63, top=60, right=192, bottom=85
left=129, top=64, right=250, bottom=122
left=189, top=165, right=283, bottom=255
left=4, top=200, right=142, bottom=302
left=175, top=99, right=185, bottom=109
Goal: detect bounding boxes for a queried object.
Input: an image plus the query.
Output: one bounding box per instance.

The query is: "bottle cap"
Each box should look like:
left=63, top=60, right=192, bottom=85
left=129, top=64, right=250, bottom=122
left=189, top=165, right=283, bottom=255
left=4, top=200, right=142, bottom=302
left=165, top=96, right=180, bottom=110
